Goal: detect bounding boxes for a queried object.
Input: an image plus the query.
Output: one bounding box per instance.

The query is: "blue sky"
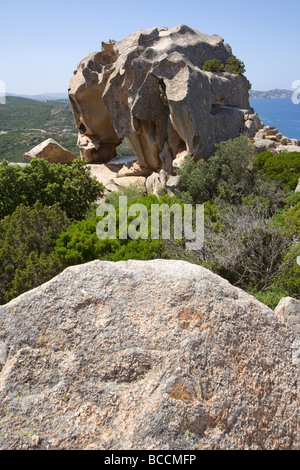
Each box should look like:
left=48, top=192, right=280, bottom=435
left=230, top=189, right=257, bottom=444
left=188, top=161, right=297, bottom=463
left=1, top=0, right=300, bottom=94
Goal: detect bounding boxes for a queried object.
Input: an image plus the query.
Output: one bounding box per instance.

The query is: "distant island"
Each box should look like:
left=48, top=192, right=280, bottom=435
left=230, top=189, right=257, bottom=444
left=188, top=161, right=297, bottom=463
left=7, top=89, right=294, bottom=101
left=250, top=89, right=293, bottom=99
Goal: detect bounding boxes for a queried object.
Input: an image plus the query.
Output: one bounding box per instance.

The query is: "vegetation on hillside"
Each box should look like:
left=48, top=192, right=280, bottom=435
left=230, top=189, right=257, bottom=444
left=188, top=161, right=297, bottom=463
left=0, top=96, right=79, bottom=162
left=174, top=140, right=299, bottom=308
left=0, top=158, right=104, bottom=220
left=0, top=135, right=299, bottom=309
left=0, top=96, right=136, bottom=163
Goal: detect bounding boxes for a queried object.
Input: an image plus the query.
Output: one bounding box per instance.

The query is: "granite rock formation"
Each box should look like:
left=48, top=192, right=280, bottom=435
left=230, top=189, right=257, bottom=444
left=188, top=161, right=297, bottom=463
left=69, top=25, right=261, bottom=169
left=0, top=259, right=299, bottom=450
left=253, top=126, right=300, bottom=154
left=274, top=297, right=300, bottom=337
left=23, top=138, right=76, bottom=164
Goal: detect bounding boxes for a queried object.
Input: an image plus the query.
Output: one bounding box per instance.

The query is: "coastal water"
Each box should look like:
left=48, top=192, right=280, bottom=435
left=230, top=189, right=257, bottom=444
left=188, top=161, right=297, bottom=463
left=250, top=98, right=300, bottom=140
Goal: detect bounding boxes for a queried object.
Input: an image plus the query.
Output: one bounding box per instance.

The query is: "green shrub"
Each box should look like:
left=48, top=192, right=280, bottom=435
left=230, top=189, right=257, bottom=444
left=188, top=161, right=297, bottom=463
left=53, top=193, right=175, bottom=266
left=251, top=287, right=289, bottom=310
left=276, top=244, right=300, bottom=299
left=202, top=59, right=224, bottom=72
left=0, top=158, right=104, bottom=221
left=105, top=181, right=146, bottom=206
left=0, top=202, right=69, bottom=303
left=254, top=151, right=300, bottom=190
left=176, top=135, right=256, bottom=204
left=224, top=56, right=246, bottom=74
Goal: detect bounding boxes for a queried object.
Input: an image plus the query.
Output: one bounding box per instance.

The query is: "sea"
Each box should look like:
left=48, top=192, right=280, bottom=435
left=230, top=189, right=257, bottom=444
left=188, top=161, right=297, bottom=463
left=250, top=98, right=300, bottom=140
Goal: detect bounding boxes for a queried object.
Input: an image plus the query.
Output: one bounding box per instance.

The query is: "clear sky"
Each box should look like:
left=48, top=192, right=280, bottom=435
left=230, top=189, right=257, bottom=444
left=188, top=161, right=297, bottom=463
left=1, top=0, right=300, bottom=95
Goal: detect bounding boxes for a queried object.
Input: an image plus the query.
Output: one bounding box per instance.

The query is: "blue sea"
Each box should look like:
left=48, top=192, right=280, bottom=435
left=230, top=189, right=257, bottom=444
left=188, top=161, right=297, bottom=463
left=250, top=98, right=300, bottom=140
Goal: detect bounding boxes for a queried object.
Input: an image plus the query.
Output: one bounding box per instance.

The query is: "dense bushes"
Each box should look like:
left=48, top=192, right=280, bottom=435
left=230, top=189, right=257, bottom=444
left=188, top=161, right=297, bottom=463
left=0, top=158, right=104, bottom=220
left=173, top=138, right=299, bottom=307
left=254, top=150, right=300, bottom=190
left=0, top=138, right=299, bottom=309
left=195, top=198, right=291, bottom=290
left=0, top=158, right=104, bottom=303
left=176, top=136, right=256, bottom=204
left=53, top=193, right=171, bottom=267
left=0, top=202, right=69, bottom=303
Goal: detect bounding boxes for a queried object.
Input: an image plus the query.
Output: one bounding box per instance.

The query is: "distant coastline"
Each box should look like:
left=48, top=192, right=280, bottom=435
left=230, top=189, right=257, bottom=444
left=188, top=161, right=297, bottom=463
left=250, top=89, right=293, bottom=99
left=7, top=89, right=295, bottom=101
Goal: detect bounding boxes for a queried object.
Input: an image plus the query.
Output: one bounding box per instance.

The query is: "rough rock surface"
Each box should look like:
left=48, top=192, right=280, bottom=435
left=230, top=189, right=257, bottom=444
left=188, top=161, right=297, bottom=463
left=274, top=297, right=300, bottom=368
left=23, top=138, right=76, bottom=164
left=0, top=259, right=299, bottom=450
left=252, top=126, right=300, bottom=154
left=69, top=25, right=261, bottom=168
left=274, top=297, right=300, bottom=336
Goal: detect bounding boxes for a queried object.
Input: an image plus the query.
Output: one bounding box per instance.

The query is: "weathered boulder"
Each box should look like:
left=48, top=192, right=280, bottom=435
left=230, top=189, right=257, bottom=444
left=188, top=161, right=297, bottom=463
left=23, top=138, right=76, bottom=164
left=172, top=150, right=190, bottom=171
left=274, top=297, right=300, bottom=368
left=276, top=145, right=300, bottom=154
left=113, top=175, right=146, bottom=189
left=166, top=175, right=181, bottom=191
left=253, top=127, right=300, bottom=154
left=0, top=259, right=299, bottom=450
left=69, top=25, right=260, bottom=169
left=116, top=160, right=153, bottom=178
left=274, top=297, right=300, bottom=336
left=295, top=178, right=300, bottom=192
left=253, top=139, right=276, bottom=152
left=145, top=171, right=164, bottom=196
left=87, top=163, right=121, bottom=186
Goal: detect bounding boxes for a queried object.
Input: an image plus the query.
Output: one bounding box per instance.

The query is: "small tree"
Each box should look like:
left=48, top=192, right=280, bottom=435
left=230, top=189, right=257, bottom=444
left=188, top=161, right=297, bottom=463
left=224, top=56, right=246, bottom=75
left=202, top=59, right=224, bottom=72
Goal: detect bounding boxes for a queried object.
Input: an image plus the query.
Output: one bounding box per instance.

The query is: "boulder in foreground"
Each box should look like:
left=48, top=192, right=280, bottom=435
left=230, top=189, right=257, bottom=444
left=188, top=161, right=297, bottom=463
left=0, top=260, right=299, bottom=450
left=23, top=138, right=76, bottom=164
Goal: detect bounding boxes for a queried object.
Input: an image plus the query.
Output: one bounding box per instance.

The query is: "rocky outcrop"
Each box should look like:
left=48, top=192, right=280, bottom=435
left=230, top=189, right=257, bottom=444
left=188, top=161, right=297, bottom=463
left=23, top=138, right=77, bottom=164
left=274, top=297, right=300, bottom=336
left=69, top=25, right=260, bottom=169
left=0, top=259, right=299, bottom=450
left=253, top=126, right=300, bottom=154
left=87, top=162, right=147, bottom=193
left=274, top=297, right=300, bottom=368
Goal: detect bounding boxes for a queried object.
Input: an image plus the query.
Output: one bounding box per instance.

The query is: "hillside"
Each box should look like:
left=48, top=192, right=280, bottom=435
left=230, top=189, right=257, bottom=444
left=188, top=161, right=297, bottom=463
left=0, top=96, right=136, bottom=163
left=0, top=96, right=79, bottom=163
